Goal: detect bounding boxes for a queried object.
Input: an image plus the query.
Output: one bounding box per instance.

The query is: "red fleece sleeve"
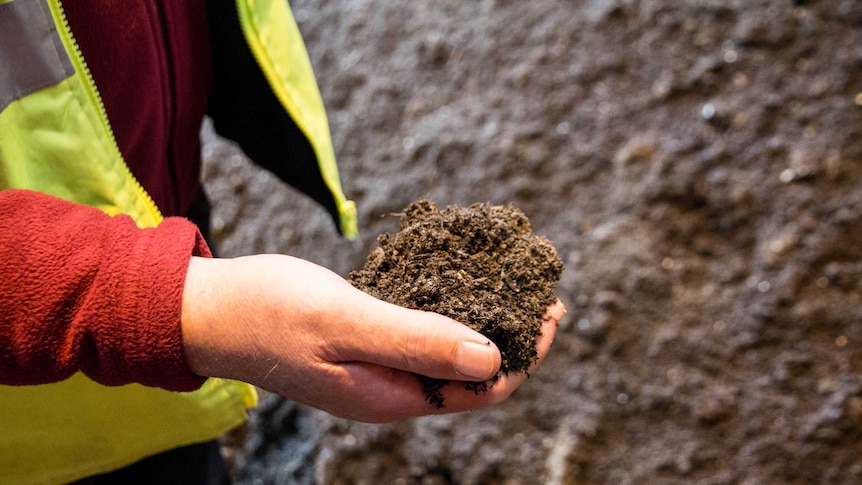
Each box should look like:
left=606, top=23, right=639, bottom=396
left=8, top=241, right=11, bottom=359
left=0, top=189, right=210, bottom=391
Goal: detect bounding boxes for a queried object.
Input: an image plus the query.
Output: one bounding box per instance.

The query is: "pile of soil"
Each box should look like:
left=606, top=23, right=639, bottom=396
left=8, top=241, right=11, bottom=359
left=348, top=200, right=563, bottom=407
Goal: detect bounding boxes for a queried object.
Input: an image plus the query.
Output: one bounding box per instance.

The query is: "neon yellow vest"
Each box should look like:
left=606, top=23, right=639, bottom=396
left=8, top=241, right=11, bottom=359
left=0, top=0, right=356, bottom=483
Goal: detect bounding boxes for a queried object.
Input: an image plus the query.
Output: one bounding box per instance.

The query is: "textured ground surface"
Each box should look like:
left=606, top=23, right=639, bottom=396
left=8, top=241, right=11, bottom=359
left=202, top=1, right=862, bottom=483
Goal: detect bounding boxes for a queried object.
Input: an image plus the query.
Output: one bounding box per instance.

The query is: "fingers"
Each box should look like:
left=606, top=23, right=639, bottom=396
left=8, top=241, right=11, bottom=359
left=310, top=361, right=519, bottom=423
left=332, top=294, right=565, bottom=387
left=534, top=299, right=565, bottom=367
left=332, top=292, right=503, bottom=382
left=546, top=299, right=567, bottom=323
left=308, top=296, right=565, bottom=423
left=432, top=299, right=566, bottom=413
left=322, top=299, right=568, bottom=422
left=323, top=361, right=530, bottom=422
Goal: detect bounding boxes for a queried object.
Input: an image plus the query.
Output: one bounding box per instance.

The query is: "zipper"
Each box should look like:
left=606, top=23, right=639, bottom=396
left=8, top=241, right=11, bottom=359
left=48, top=0, right=164, bottom=227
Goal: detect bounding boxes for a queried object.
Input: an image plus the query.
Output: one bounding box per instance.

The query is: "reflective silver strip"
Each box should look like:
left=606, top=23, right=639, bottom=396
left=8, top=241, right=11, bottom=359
left=0, top=0, right=74, bottom=112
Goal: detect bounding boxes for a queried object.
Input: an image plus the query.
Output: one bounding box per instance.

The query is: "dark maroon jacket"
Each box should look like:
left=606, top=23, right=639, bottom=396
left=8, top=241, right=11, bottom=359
left=64, top=0, right=213, bottom=218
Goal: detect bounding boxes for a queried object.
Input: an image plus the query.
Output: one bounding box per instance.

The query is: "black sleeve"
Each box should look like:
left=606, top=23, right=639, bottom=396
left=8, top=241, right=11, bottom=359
left=205, top=0, right=341, bottom=233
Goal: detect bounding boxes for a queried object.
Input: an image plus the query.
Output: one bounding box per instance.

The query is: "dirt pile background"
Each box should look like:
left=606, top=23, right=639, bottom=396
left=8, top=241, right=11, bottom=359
left=202, top=1, right=862, bottom=483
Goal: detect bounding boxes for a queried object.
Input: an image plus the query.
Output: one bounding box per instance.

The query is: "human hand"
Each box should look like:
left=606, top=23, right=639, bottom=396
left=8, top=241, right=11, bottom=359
left=181, top=254, right=563, bottom=423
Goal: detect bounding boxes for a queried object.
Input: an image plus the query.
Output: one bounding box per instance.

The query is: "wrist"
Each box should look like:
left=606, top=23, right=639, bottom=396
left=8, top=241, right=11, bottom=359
left=181, top=256, right=226, bottom=378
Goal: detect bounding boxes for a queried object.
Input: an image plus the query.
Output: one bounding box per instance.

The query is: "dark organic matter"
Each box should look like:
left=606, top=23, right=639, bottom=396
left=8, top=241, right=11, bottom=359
left=348, top=200, right=563, bottom=407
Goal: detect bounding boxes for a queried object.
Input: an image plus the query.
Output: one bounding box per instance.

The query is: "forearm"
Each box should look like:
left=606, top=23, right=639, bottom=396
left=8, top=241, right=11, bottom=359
left=0, top=189, right=209, bottom=391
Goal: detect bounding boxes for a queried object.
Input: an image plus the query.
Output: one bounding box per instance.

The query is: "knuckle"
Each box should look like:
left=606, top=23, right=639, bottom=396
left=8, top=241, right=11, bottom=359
left=402, top=324, right=431, bottom=371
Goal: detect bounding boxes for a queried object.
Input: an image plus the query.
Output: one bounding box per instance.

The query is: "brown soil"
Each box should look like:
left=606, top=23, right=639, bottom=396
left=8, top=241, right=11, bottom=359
left=202, top=1, right=862, bottom=484
left=348, top=200, right=563, bottom=407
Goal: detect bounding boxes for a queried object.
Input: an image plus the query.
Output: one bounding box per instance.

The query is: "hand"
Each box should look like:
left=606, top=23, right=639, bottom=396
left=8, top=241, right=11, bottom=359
left=181, top=254, right=564, bottom=423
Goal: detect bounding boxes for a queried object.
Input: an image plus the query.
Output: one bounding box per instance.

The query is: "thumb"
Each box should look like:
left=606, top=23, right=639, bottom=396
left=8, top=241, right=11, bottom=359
left=335, top=293, right=502, bottom=382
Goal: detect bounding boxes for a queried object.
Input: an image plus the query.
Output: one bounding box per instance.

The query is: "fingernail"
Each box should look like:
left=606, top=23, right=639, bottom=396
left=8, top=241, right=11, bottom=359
left=455, top=341, right=495, bottom=380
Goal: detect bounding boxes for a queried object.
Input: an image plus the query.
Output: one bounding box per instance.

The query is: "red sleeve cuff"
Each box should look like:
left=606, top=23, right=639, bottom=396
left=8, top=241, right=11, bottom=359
left=0, top=190, right=213, bottom=392
left=83, top=216, right=213, bottom=391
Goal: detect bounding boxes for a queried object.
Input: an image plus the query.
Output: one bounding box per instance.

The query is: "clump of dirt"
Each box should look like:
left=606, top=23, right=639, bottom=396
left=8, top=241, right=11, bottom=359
left=348, top=200, right=563, bottom=407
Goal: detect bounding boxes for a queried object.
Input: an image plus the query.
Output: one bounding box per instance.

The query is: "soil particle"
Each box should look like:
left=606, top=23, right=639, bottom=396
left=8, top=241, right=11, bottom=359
left=349, top=200, right=563, bottom=407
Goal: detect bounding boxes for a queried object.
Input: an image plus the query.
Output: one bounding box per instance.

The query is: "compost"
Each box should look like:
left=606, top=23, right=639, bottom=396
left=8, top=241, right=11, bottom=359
left=348, top=200, right=563, bottom=407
